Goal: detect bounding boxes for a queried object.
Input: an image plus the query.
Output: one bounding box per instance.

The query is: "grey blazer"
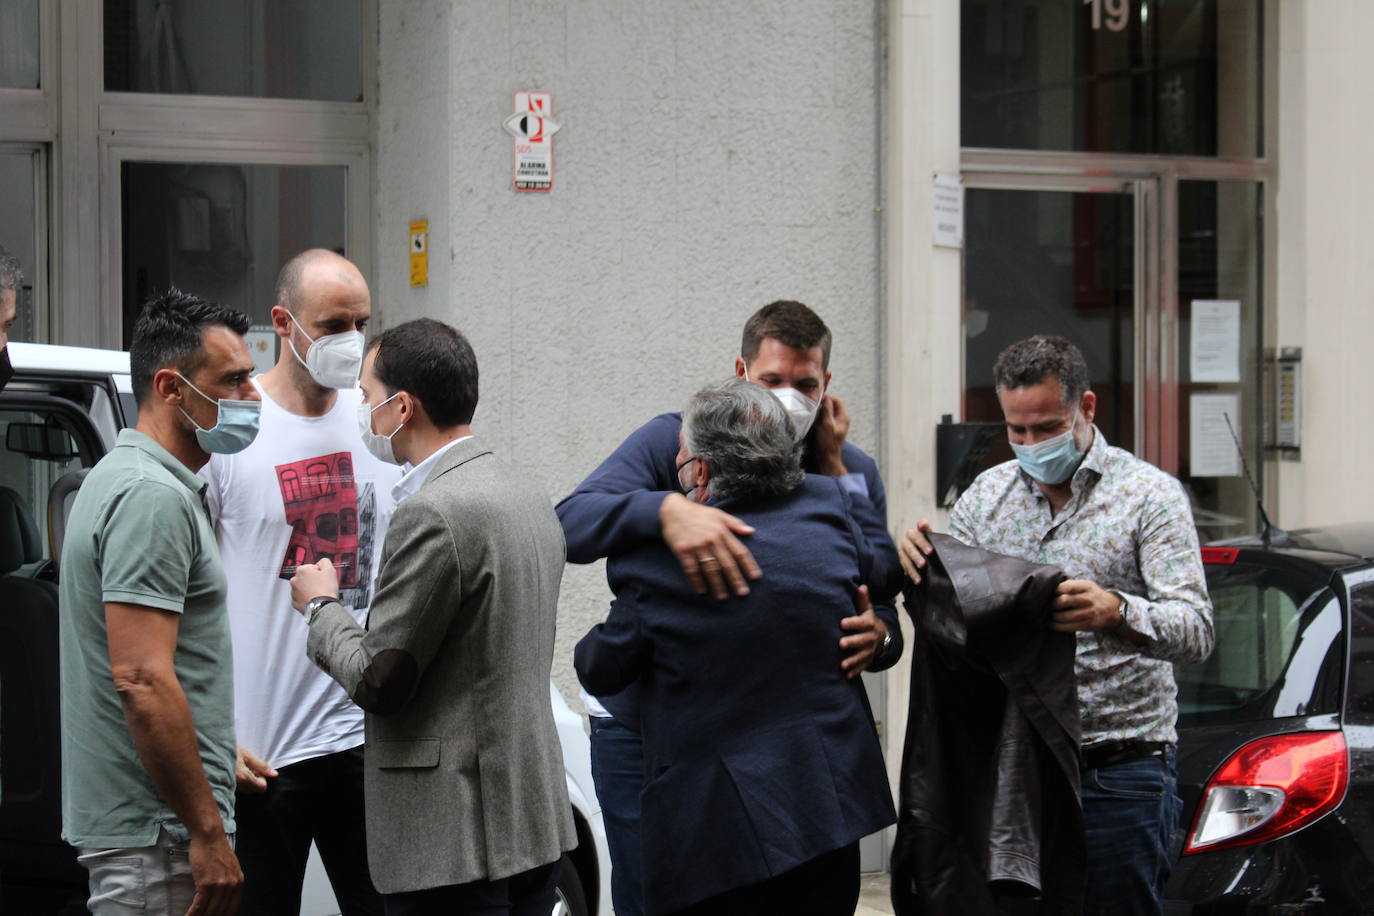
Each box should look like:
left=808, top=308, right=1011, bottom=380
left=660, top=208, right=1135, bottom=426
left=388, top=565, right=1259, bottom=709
left=306, top=437, right=575, bottom=894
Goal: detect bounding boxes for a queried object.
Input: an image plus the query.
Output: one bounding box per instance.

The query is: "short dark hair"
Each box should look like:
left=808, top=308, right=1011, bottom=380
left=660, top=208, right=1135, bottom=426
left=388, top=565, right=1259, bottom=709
left=0, top=244, right=23, bottom=292
left=993, top=335, right=1091, bottom=405
left=370, top=318, right=478, bottom=427
left=129, top=288, right=251, bottom=406
left=740, top=300, right=832, bottom=370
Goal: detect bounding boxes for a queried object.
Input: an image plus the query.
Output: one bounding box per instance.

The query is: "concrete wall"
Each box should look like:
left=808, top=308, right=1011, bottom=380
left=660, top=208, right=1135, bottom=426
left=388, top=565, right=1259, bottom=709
left=373, top=0, right=886, bottom=702
left=1274, top=0, right=1374, bottom=527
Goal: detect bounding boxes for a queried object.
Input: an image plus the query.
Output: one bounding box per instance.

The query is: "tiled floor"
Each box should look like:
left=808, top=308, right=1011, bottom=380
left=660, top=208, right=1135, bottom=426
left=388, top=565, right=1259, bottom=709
left=855, top=873, right=894, bottom=915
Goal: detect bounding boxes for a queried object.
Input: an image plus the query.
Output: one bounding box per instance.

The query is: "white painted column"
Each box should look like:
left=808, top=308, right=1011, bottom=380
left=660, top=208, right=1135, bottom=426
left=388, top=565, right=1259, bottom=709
left=881, top=0, right=963, bottom=795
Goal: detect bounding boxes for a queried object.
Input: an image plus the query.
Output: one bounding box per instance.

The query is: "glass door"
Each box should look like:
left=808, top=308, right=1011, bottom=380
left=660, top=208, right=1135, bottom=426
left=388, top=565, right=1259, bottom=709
left=0, top=145, right=46, bottom=343
left=959, top=168, right=1265, bottom=541
left=961, top=174, right=1148, bottom=474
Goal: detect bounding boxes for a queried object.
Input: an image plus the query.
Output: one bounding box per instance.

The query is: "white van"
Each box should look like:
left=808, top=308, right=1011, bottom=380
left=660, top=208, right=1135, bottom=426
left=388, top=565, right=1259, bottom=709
left=0, top=342, right=609, bottom=916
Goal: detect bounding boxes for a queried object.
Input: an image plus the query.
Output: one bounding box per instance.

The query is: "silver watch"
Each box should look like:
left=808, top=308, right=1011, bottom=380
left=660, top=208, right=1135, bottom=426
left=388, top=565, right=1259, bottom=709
left=304, top=595, right=337, bottom=624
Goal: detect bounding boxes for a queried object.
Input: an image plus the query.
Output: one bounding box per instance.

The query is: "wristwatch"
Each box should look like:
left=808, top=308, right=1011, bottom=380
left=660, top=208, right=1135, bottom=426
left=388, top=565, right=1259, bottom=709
left=304, top=595, right=338, bottom=625
left=876, top=626, right=894, bottom=661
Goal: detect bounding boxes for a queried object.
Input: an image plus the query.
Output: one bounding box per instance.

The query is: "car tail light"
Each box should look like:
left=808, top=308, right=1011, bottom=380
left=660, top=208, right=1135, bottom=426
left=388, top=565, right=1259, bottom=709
left=1201, top=547, right=1240, bottom=565
left=1184, top=731, right=1347, bottom=854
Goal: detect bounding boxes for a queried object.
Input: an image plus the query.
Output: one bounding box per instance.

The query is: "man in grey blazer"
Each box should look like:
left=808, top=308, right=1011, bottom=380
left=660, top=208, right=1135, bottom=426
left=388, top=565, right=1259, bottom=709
left=289, top=318, right=575, bottom=914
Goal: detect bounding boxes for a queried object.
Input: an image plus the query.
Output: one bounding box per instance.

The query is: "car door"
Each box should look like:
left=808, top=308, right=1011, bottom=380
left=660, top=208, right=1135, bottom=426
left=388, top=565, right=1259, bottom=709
left=0, top=369, right=124, bottom=912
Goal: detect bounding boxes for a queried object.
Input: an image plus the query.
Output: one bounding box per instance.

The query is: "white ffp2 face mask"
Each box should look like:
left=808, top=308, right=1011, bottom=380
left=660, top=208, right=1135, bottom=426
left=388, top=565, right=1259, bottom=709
left=357, top=392, right=405, bottom=464
left=288, top=311, right=365, bottom=389
left=744, top=365, right=823, bottom=443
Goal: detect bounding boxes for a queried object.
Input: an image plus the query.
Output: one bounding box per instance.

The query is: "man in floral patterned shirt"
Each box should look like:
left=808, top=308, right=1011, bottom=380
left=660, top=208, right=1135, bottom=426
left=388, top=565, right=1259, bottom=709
left=901, top=335, right=1213, bottom=916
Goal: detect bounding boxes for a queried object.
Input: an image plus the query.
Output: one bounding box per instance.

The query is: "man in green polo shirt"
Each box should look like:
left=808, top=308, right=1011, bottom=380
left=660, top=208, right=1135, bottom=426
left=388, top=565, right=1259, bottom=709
left=60, top=288, right=261, bottom=915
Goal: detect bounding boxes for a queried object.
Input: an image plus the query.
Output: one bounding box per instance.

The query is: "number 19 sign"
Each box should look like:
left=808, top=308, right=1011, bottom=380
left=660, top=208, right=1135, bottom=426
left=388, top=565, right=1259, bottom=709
left=503, top=91, right=561, bottom=192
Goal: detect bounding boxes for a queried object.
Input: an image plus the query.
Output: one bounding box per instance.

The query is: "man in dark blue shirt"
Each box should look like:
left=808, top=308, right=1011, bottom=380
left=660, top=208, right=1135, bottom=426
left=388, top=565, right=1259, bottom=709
left=557, top=300, right=901, bottom=916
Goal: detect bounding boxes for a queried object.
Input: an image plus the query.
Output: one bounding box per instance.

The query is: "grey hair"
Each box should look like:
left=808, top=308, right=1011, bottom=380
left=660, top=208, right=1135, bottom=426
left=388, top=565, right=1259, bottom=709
left=682, top=377, right=805, bottom=502
left=993, top=335, right=1091, bottom=405
left=0, top=244, right=23, bottom=292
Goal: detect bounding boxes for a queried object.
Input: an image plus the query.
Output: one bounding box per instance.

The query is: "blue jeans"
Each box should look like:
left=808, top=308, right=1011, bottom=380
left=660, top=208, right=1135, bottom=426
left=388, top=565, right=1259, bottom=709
left=589, top=715, right=645, bottom=916
left=1081, top=748, right=1182, bottom=916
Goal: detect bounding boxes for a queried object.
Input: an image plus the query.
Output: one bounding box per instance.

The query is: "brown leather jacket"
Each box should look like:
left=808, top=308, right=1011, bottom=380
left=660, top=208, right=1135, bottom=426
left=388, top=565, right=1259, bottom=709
left=891, top=533, right=1085, bottom=915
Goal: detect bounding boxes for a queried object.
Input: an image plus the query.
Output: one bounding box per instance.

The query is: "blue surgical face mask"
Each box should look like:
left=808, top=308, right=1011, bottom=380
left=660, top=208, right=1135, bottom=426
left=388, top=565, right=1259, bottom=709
left=176, top=373, right=261, bottom=455
left=1010, top=417, right=1085, bottom=485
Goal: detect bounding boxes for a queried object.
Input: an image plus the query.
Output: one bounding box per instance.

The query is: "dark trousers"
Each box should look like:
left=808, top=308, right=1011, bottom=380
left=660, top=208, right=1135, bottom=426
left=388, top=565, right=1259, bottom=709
left=669, top=843, right=860, bottom=916
left=588, top=715, right=645, bottom=916
left=1082, top=748, right=1182, bottom=916
left=234, top=745, right=382, bottom=916
left=382, top=860, right=560, bottom=916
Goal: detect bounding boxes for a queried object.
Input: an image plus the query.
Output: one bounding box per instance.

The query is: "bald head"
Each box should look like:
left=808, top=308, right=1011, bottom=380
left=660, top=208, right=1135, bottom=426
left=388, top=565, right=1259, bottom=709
left=275, top=249, right=367, bottom=316
left=270, top=249, right=372, bottom=391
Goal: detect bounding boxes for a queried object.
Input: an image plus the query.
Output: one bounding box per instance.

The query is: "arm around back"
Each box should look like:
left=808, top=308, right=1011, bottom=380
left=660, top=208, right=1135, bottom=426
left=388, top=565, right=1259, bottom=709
left=555, top=413, right=683, bottom=562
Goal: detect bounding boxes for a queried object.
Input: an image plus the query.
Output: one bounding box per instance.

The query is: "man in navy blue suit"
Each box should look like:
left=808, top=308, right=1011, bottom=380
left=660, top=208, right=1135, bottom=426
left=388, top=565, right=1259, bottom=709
left=575, top=378, right=900, bottom=915
left=557, top=301, right=901, bottom=916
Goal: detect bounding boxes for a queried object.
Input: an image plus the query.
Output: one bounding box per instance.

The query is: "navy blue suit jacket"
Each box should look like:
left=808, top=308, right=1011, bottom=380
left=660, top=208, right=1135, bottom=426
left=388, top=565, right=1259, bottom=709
left=574, top=476, right=900, bottom=914
left=556, top=412, right=903, bottom=706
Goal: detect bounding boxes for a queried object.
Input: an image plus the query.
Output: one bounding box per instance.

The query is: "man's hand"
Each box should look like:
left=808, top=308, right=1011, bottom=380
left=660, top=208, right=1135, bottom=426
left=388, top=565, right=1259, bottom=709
left=899, top=520, right=935, bottom=584
left=290, top=558, right=339, bottom=613
left=839, top=585, right=885, bottom=679
left=235, top=746, right=277, bottom=794
left=812, top=393, right=851, bottom=477
left=1051, top=579, right=1125, bottom=633
left=659, top=493, right=761, bottom=599
left=186, top=831, right=243, bottom=916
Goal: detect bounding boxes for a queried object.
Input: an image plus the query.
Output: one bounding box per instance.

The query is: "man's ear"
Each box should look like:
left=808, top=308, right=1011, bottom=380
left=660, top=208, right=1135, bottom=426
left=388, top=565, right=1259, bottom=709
left=693, top=457, right=711, bottom=498
left=270, top=305, right=294, bottom=341
left=397, top=391, right=422, bottom=426
left=1079, top=389, right=1097, bottom=426
left=152, top=367, right=185, bottom=405
left=734, top=356, right=747, bottom=380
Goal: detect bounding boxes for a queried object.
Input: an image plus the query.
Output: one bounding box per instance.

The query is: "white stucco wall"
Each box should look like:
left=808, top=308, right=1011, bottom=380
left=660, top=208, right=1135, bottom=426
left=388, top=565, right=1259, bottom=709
left=1274, top=0, right=1374, bottom=528
left=374, top=0, right=886, bottom=703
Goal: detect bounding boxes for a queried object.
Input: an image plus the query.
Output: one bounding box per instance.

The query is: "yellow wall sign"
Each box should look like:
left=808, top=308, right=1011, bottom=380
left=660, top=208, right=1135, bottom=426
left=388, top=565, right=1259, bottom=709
left=409, top=220, right=428, bottom=287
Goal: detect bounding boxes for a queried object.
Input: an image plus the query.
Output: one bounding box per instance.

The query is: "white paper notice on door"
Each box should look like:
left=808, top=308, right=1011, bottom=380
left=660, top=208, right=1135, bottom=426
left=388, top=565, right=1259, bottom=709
left=1190, top=300, right=1241, bottom=383
left=1189, top=393, right=1243, bottom=477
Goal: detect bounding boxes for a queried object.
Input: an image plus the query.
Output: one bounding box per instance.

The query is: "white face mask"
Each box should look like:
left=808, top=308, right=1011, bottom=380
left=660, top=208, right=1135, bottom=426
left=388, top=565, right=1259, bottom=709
left=288, top=311, right=365, bottom=389
left=357, top=392, right=405, bottom=464
left=744, top=365, right=822, bottom=444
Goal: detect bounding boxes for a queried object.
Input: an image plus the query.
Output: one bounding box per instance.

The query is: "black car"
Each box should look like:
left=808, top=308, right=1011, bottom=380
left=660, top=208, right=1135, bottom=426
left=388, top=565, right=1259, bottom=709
left=1166, top=526, right=1374, bottom=912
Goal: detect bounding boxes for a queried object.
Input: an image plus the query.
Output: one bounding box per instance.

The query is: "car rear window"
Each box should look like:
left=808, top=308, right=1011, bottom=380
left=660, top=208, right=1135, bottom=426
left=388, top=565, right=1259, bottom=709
left=1176, top=560, right=1343, bottom=725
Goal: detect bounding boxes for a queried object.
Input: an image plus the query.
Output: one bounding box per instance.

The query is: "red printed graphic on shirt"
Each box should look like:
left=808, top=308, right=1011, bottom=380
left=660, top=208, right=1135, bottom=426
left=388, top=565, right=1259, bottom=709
left=275, top=451, right=378, bottom=608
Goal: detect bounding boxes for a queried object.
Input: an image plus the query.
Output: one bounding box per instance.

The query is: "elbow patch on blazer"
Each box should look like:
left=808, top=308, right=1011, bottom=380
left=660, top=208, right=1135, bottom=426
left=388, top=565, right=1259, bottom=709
left=355, top=648, right=420, bottom=715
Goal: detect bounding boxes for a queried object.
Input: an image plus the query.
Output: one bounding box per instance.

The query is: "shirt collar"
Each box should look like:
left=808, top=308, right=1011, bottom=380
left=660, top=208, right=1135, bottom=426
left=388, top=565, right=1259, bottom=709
left=392, top=435, right=474, bottom=505
left=115, top=428, right=208, bottom=497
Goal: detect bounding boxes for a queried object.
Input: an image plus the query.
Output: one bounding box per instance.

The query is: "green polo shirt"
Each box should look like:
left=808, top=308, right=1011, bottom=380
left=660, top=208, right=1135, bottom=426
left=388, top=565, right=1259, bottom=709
left=59, top=429, right=236, bottom=848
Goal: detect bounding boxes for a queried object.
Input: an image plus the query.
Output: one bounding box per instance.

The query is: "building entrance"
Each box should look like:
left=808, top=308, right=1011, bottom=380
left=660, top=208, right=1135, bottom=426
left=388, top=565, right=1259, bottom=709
left=960, top=156, right=1265, bottom=540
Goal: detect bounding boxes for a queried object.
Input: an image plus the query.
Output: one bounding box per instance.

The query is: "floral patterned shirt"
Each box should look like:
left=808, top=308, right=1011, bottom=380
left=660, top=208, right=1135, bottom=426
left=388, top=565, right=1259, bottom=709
left=948, top=428, right=1213, bottom=746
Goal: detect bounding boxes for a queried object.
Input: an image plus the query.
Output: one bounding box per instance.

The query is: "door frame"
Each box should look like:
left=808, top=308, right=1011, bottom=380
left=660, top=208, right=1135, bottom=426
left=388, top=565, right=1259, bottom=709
left=959, top=149, right=1270, bottom=476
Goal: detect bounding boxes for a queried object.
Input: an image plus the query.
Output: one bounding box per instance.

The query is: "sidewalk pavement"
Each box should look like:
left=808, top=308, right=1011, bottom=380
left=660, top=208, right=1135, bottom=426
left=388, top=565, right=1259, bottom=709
left=856, top=873, right=894, bottom=915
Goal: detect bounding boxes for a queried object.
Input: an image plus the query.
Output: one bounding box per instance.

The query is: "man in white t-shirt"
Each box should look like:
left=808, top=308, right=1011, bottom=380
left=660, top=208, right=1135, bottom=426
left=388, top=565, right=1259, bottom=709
left=201, top=249, right=400, bottom=915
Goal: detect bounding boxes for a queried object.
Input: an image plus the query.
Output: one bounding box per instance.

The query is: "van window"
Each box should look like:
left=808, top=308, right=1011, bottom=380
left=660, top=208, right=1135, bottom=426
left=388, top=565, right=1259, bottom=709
left=0, top=408, right=89, bottom=567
